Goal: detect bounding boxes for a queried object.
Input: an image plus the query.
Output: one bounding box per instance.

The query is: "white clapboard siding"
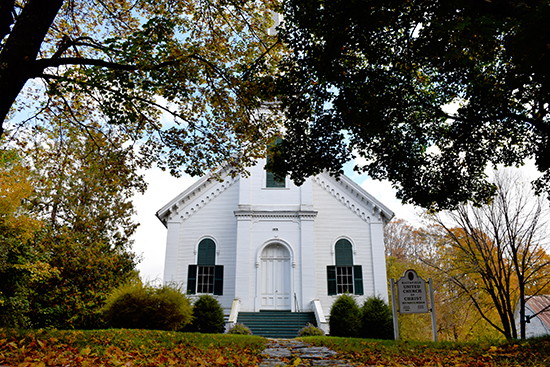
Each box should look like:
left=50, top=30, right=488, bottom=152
left=158, top=160, right=393, bottom=316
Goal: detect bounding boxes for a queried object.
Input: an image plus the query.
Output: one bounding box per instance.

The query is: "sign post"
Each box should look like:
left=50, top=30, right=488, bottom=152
left=390, top=269, right=438, bottom=341
left=390, top=278, right=399, bottom=340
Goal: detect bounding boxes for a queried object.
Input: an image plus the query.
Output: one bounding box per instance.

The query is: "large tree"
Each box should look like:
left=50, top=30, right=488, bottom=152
left=271, top=0, right=550, bottom=210
left=1, top=0, right=282, bottom=176
left=425, top=170, right=550, bottom=340
left=22, top=120, right=143, bottom=329
left=0, top=0, right=285, bottom=328
left=0, top=115, right=146, bottom=329
left=0, top=149, right=52, bottom=328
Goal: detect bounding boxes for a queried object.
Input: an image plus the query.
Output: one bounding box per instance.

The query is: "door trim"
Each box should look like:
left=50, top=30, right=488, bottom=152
left=254, top=239, right=295, bottom=311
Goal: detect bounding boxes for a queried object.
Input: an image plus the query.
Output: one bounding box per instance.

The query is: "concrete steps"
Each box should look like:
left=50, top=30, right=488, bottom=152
left=236, top=311, right=317, bottom=338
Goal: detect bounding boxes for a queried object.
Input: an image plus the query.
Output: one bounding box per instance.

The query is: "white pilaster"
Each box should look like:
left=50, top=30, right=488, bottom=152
left=300, top=212, right=316, bottom=310
left=234, top=212, right=253, bottom=310
left=299, top=179, right=316, bottom=310
left=163, top=221, right=181, bottom=284
left=370, top=219, right=389, bottom=302
left=300, top=178, right=314, bottom=211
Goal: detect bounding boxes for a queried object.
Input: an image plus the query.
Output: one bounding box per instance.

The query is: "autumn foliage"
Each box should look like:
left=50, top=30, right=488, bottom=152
left=0, top=124, right=141, bottom=329
left=303, top=336, right=550, bottom=367
left=2, top=0, right=284, bottom=177
left=0, top=150, right=47, bottom=328
left=2, top=329, right=550, bottom=366
left=385, top=170, right=550, bottom=341
left=385, top=220, right=503, bottom=341
left=0, top=329, right=265, bottom=367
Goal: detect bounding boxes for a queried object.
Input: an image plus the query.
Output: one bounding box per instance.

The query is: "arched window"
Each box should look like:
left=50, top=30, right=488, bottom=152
left=327, top=239, right=364, bottom=296
left=187, top=238, right=223, bottom=295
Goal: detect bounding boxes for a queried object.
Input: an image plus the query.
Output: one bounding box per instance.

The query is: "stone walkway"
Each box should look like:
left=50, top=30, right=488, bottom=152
left=259, top=339, right=358, bottom=367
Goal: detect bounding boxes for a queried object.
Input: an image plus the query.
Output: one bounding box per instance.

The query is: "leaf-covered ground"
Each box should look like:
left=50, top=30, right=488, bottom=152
left=303, top=336, right=550, bottom=366
left=2, top=329, right=550, bottom=366
left=0, top=329, right=265, bottom=366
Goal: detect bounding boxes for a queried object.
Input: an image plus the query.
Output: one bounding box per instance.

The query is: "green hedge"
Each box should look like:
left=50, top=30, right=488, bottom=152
left=329, top=294, right=394, bottom=339
left=188, top=294, right=225, bottom=333
left=102, top=280, right=192, bottom=331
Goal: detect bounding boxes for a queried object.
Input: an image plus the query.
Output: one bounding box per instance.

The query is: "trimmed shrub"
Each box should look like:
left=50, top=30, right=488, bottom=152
left=189, top=295, right=225, bottom=333
left=361, top=296, right=394, bottom=340
left=329, top=293, right=361, bottom=337
left=297, top=323, right=324, bottom=337
left=227, top=323, right=253, bottom=335
left=102, top=279, right=192, bottom=331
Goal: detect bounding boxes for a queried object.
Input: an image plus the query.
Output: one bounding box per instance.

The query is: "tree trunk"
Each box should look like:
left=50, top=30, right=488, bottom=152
left=0, top=0, right=63, bottom=134
left=519, top=280, right=526, bottom=339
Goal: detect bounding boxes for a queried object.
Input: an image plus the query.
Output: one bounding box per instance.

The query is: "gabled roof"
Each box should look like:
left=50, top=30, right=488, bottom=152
left=156, top=166, right=395, bottom=227
left=312, top=173, right=394, bottom=224
left=525, top=295, right=550, bottom=329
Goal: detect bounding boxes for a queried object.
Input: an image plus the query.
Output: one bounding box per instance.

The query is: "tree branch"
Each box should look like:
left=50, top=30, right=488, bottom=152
left=0, top=0, right=15, bottom=43
left=31, top=57, right=179, bottom=75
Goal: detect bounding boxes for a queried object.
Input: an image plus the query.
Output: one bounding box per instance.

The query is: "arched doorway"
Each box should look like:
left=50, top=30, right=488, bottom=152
left=260, top=243, right=291, bottom=310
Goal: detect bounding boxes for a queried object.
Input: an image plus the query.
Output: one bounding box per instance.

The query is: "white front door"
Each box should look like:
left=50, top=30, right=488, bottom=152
left=260, top=244, right=291, bottom=310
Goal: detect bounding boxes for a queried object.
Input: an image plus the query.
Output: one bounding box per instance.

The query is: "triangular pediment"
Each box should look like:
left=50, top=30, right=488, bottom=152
left=157, top=165, right=394, bottom=226
left=156, top=166, right=239, bottom=227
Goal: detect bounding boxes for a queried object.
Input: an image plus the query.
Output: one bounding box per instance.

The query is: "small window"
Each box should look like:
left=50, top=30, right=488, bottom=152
left=265, top=137, right=286, bottom=188
left=188, top=239, right=223, bottom=295
left=336, top=266, right=354, bottom=294
left=197, top=265, right=215, bottom=293
left=266, top=167, right=286, bottom=188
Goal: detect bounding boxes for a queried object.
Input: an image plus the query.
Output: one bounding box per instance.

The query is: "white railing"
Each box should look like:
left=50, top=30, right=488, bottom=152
left=311, top=299, right=329, bottom=335
left=226, top=299, right=241, bottom=332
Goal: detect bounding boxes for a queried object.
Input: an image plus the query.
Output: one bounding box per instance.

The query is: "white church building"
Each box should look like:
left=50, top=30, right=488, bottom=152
left=156, top=159, right=393, bottom=332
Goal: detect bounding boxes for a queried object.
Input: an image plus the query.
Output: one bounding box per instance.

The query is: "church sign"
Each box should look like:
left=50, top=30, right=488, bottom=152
left=390, top=269, right=438, bottom=341
left=396, top=269, right=428, bottom=314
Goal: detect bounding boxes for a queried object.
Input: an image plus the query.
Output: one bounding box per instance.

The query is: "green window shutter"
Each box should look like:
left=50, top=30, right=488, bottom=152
left=353, top=265, right=364, bottom=295
left=198, top=239, right=216, bottom=265
left=327, top=266, right=337, bottom=295
left=187, top=265, right=197, bottom=294
left=335, top=239, right=353, bottom=266
left=214, top=265, right=224, bottom=295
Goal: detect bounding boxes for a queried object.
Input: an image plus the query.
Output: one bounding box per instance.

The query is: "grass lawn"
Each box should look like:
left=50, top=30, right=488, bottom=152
left=2, top=328, right=550, bottom=366
left=303, top=336, right=550, bottom=366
